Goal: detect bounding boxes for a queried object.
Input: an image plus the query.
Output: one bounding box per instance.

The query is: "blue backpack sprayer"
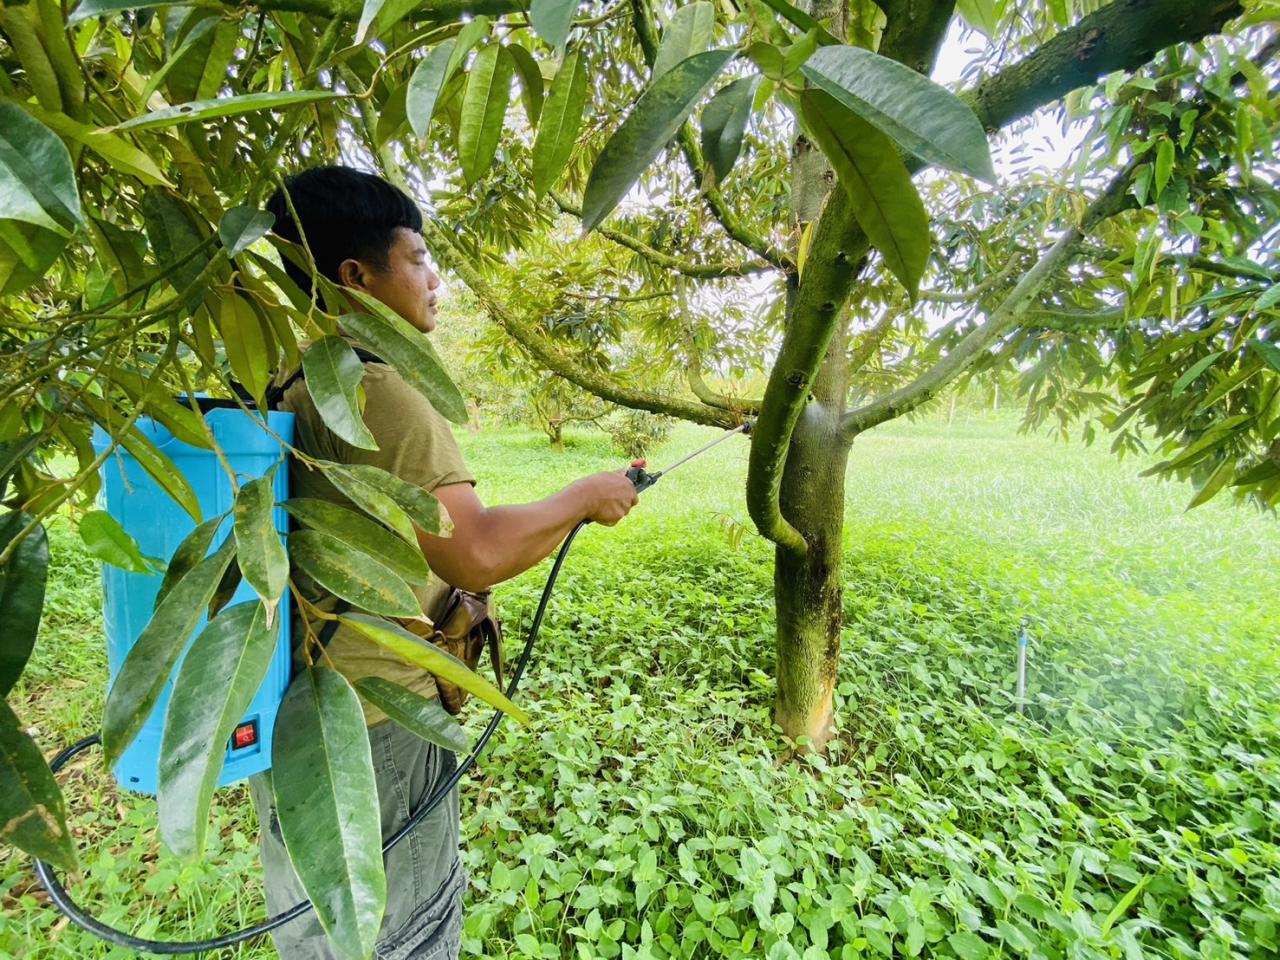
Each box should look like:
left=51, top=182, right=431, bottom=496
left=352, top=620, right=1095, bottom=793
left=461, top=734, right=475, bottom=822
left=32, top=395, right=751, bottom=953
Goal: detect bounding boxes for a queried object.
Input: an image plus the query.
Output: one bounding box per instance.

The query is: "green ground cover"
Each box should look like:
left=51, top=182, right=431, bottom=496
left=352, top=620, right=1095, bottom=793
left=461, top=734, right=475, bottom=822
left=2, top=415, right=1276, bottom=959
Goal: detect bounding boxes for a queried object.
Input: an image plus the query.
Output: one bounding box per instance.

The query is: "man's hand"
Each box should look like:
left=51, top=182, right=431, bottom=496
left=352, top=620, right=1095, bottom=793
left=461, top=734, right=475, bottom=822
left=423, top=470, right=640, bottom=591
left=574, top=470, right=640, bottom=526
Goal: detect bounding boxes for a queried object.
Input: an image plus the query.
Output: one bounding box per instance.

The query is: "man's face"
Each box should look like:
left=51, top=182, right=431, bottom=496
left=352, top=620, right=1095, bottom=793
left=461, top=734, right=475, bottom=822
left=344, top=227, right=440, bottom=334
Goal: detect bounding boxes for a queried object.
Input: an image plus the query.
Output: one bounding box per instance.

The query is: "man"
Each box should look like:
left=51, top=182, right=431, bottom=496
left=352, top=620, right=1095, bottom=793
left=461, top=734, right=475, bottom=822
left=250, top=165, right=638, bottom=959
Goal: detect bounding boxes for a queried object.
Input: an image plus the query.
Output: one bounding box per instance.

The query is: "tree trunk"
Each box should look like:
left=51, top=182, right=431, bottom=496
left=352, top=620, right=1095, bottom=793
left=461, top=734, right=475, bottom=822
left=768, top=0, right=852, bottom=755
left=773, top=402, right=851, bottom=752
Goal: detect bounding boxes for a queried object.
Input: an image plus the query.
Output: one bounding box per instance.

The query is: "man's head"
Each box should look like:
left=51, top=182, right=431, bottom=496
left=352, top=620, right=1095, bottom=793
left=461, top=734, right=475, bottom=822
left=265, top=165, right=440, bottom=333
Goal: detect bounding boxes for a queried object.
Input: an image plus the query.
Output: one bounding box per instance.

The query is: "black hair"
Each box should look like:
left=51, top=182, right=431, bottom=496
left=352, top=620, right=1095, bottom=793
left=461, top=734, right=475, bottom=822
left=264, top=165, right=423, bottom=293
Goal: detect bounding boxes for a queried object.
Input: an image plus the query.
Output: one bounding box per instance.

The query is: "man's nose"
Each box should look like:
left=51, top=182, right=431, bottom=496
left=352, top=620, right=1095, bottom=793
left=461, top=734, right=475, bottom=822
left=427, top=270, right=441, bottom=290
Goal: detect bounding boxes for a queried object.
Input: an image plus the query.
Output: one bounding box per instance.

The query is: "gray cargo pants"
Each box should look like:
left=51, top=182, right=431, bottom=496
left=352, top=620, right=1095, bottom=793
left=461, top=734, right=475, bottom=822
left=248, top=718, right=469, bottom=959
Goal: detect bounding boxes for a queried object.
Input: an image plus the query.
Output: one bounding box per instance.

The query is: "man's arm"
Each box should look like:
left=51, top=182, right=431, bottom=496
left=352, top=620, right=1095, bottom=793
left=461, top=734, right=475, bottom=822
left=417, top=472, right=638, bottom=593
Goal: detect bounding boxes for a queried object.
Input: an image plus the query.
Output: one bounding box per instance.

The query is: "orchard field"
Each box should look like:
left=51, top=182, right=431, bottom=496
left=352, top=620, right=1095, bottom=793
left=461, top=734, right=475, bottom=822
left=2, top=414, right=1277, bottom=959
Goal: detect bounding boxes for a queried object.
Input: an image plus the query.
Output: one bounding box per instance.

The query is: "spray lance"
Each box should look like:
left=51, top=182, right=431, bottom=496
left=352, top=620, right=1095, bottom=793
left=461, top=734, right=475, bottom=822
left=33, top=420, right=752, bottom=954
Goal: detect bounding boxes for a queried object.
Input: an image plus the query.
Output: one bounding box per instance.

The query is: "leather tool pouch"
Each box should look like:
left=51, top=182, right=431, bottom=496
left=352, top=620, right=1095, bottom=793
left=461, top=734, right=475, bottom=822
left=404, top=589, right=504, bottom=715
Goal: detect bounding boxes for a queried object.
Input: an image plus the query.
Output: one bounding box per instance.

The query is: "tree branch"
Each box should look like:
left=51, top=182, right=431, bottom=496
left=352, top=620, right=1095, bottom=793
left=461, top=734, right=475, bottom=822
left=840, top=170, right=1135, bottom=438
left=1020, top=306, right=1128, bottom=331
left=552, top=192, right=774, bottom=279
left=419, top=216, right=740, bottom=428
left=1079, top=243, right=1278, bottom=284
left=847, top=310, right=896, bottom=377
left=964, top=0, right=1244, bottom=132
left=676, top=286, right=762, bottom=414
left=919, top=255, right=1022, bottom=303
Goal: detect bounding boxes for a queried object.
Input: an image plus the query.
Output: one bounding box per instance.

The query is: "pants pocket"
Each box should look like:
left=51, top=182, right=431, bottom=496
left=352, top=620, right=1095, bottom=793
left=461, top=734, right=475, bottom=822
left=374, top=857, right=469, bottom=960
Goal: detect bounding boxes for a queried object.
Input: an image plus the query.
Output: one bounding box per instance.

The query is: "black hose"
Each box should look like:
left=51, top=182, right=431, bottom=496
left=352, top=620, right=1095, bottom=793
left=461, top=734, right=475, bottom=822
left=32, top=520, right=589, bottom=955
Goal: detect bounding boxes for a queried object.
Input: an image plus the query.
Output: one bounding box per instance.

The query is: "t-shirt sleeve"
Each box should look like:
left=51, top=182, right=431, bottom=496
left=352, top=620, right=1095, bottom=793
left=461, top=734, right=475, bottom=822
left=343, top=366, right=475, bottom=493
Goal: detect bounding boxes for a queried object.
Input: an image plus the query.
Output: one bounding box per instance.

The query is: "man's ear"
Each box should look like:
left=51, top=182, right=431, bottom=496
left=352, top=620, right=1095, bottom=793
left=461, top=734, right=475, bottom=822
left=337, top=257, right=369, bottom=290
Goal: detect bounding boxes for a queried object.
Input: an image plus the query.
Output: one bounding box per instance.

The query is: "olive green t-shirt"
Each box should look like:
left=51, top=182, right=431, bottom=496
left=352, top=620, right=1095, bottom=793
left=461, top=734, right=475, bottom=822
left=281, top=352, right=475, bottom=726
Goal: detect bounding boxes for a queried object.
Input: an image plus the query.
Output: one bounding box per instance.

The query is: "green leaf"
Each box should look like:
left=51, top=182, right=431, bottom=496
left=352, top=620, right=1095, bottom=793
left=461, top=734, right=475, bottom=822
left=321, top=464, right=439, bottom=536
left=335, top=294, right=468, bottom=423
left=1171, top=351, right=1223, bottom=396
left=101, top=537, right=236, bottom=766
left=158, top=601, right=275, bottom=858
left=1100, top=877, right=1149, bottom=934
left=745, top=29, right=818, bottom=81
left=447, top=16, right=491, bottom=76
left=1250, top=338, right=1280, bottom=372
left=68, top=0, right=187, bottom=24
left=0, top=102, right=84, bottom=235
left=341, top=613, right=531, bottom=725
left=506, top=43, right=545, bottom=126
left=141, top=190, right=209, bottom=310
left=273, top=667, right=385, bottom=960
left=108, top=370, right=210, bottom=449
left=801, top=44, right=995, bottom=183
left=302, top=337, right=378, bottom=450
left=355, top=0, right=388, bottom=43
left=1154, top=138, right=1175, bottom=198
left=0, top=103, right=81, bottom=293
left=219, top=207, right=274, bottom=258
left=15, top=101, right=173, bottom=187
left=754, top=0, right=839, bottom=44
left=955, top=0, right=998, bottom=37
left=112, top=90, right=338, bottom=132
left=283, top=499, right=430, bottom=586
left=233, top=472, right=289, bottom=614
left=530, top=0, right=576, bottom=52
left=1251, top=284, right=1280, bottom=314
left=79, top=510, right=153, bottom=574
left=0, top=699, right=76, bottom=870
left=1186, top=457, right=1235, bottom=510
left=83, top=398, right=204, bottom=523
left=317, top=461, right=418, bottom=542
left=207, top=556, right=243, bottom=620
left=800, top=89, right=930, bottom=298
left=289, top=530, right=422, bottom=618
left=700, top=75, right=760, bottom=184
left=0, top=437, right=40, bottom=496
left=138, top=16, right=217, bottom=105
left=652, top=2, right=716, bottom=82
left=948, top=931, right=989, bottom=960
left=458, top=43, right=514, bottom=186
left=0, top=220, right=67, bottom=297
left=581, top=48, right=735, bottom=232
left=354, top=677, right=469, bottom=752
left=1233, top=459, right=1280, bottom=487
left=0, top=513, right=47, bottom=696
left=217, top=293, right=274, bottom=402
left=154, top=515, right=225, bottom=610
left=407, top=40, right=457, bottom=140
left=196, top=20, right=240, bottom=101
left=532, top=48, right=589, bottom=195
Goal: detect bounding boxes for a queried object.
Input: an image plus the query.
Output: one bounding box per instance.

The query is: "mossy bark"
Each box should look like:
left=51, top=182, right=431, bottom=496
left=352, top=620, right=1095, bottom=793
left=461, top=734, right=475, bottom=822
left=773, top=401, right=851, bottom=752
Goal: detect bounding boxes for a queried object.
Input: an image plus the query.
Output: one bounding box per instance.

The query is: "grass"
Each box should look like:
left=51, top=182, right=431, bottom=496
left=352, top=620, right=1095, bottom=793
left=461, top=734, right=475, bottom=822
left=2, top=412, right=1276, bottom=959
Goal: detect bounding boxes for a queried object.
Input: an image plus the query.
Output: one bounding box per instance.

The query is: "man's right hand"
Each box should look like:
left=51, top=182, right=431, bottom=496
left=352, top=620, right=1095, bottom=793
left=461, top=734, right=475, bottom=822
left=576, top=471, right=640, bottom=526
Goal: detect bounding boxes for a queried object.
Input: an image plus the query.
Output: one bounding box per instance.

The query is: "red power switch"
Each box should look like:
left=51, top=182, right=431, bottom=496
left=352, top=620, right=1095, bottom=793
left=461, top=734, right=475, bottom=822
left=232, top=721, right=258, bottom=750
